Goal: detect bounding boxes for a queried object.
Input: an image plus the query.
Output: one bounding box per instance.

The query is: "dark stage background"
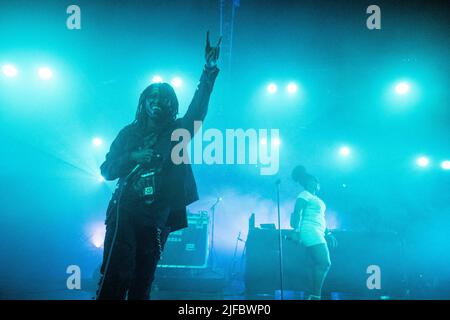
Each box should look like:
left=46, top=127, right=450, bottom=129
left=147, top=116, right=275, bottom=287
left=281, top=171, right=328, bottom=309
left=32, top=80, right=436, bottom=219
left=0, top=0, right=449, bottom=299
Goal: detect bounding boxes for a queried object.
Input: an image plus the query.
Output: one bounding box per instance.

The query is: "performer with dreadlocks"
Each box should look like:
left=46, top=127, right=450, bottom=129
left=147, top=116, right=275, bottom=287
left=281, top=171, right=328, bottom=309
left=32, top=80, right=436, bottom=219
left=96, top=32, right=221, bottom=300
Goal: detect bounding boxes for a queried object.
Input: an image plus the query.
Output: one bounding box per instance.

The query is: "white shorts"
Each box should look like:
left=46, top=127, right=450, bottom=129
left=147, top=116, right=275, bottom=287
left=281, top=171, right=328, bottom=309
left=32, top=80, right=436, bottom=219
left=299, top=225, right=326, bottom=247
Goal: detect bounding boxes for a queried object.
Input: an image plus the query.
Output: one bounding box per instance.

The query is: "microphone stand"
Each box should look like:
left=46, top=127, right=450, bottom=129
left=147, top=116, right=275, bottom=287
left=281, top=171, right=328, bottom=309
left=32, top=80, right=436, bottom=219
left=209, top=197, right=221, bottom=271
left=276, top=179, right=284, bottom=300
left=229, top=231, right=242, bottom=280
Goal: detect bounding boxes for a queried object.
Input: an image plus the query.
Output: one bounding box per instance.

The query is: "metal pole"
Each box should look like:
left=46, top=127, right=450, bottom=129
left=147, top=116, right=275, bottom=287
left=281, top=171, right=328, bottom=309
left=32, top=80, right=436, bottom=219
left=276, top=179, right=284, bottom=300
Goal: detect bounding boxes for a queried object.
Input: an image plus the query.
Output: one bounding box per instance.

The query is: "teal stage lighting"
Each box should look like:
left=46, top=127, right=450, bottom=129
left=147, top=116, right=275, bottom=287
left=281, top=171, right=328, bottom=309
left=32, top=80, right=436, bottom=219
left=267, top=83, right=277, bottom=94
left=416, top=156, right=430, bottom=167
left=286, top=82, right=298, bottom=94
left=441, top=160, right=450, bottom=170
left=395, top=82, right=410, bottom=95
left=38, top=66, right=53, bottom=80
left=339, top=146, right=351, bottom=157
left=2, top=64, right=18, bottom=77
left=171, top=77, right=182, bottom=87
left=152, top=75, right=163, bottom=83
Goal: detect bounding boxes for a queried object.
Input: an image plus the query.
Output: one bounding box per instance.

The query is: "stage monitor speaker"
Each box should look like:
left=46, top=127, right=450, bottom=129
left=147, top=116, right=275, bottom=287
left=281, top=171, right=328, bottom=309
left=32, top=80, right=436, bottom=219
left=245, top=228, right=406, bottom=297
left=157, top=211, right=210, bottom=268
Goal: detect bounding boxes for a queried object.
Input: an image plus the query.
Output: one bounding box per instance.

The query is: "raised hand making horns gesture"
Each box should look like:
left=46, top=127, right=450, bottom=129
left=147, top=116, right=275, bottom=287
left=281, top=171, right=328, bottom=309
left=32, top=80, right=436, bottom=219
left=205, top=31, right=222, bottom=68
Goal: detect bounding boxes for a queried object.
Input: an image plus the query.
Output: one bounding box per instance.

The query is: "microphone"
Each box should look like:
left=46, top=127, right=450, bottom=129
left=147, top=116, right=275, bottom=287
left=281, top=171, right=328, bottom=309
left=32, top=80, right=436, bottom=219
left=123, top=164, right=141, bottom=185
left=120, top=164, right=141, bottom=188
left=210, top=196, right=222, bottom=209
left=129, top=164, right=141, bottom=175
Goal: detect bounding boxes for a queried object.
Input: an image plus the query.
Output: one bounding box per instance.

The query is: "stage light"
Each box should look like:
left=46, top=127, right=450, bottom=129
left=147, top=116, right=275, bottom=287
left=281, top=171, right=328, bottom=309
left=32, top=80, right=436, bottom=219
left=267, top=83, right=277, bottom=94
left=395, top=82, right=410, bottom=95
left=152, top=75, right=163, bottom=83
left=2, top=64, right=17, bottom=77
left=272, top=138, right=281, bottom=147
left=260, top=138, right=267, bottom=145
left=171, top=77, right=182, bottom=87
left=287, top=82, right=298, bottom=94
left=441, top=160, right=450, bottom=170
left=98, top=175, right=105, bottom=182
left=91, top=225, right=105, bottom=248
left=416, top=156, right=430, bottom=167
left=38, top=67, right=53, bottom=80
left=339, top=146, right=351, bottom=157
left=92, top=137, right=103, bottom=147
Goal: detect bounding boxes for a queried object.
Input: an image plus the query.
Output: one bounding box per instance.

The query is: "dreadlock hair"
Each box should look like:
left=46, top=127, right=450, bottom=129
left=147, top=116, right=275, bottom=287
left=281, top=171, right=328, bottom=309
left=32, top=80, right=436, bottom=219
left=134, top=82, right=179, bottom=129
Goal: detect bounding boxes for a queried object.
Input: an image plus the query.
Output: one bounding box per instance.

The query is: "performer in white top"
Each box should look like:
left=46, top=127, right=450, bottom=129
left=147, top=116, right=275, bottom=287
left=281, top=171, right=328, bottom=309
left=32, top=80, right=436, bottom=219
left=291, top=165, right=337, bottom=300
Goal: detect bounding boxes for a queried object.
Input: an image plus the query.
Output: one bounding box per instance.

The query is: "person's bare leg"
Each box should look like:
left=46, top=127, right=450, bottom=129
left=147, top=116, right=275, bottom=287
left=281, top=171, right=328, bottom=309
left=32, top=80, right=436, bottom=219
left=306, top=243, right=331, bottom=298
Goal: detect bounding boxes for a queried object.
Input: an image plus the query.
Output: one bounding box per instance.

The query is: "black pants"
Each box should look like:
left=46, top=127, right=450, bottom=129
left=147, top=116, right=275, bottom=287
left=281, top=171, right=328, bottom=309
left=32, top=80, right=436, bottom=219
left=96, top=202, right=170, bottom=300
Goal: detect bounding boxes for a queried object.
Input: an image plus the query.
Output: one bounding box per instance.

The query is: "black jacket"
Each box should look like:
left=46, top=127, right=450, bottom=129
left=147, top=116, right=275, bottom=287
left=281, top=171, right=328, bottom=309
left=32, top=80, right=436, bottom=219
left=101, top=66, right=219, bottom=231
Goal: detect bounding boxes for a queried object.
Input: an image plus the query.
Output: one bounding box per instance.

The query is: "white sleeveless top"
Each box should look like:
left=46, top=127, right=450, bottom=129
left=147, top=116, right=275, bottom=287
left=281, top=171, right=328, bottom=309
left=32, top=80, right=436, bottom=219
left=297, top=190, right=326, bottom=232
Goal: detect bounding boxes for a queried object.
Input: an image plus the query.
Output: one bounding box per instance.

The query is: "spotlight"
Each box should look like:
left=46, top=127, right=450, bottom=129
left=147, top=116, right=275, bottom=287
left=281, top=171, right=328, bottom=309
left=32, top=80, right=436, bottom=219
left=38, top=67, right=53, bottom=80
left=171, top=77, right=182, bottom=87
left=339, top=146, right=351, bottom=157
left=2, top=64, right=17, bottom=77
left=91, top=225, right=105, bottom=248
left=260, top=138, right=267, bottom=145
left=416, top=156, right=430, bottom=167
left=441, top=160, right=450, bottom=170
left=272, top=138, right=281, bottom=147
left=152, top=75, right=163, bottom=83
left=92, top=137, right=103, bottom=147
left=287, top=82, right=298, bottom=94
left=267, top=83, right=277, bottom=94
left=98, top=175, right=105, bottom=183
left=395, top=82, right=410, bottom=95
